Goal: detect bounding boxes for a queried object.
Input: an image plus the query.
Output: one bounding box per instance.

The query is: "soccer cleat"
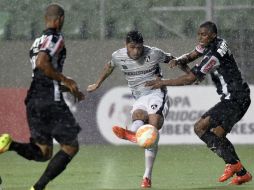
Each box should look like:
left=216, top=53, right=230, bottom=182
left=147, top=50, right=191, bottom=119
left=218, top=161, right=243, bottom=182
left=0, top=134, right=12, bottom=154
left=230, top=172, right=252, bottom=185
left=112, top=126, right=137, bottom=143
left=141, top=177, right=151, bottom=188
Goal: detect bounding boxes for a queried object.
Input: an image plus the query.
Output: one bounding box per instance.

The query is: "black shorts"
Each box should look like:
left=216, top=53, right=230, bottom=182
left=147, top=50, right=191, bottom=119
left=26, top=99, right=81, bottom=146
left=202, top=96, right=251, bottom=133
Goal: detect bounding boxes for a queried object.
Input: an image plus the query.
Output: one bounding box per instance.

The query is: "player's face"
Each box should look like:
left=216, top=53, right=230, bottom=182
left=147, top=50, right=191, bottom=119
left=197, top=27, right=216, bottom=48
left=126, top=42, right=144, bottom=60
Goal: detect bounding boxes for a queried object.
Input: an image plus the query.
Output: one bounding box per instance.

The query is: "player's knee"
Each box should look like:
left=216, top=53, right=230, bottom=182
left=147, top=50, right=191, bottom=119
left=29, top=143, right=52, bottom=162
left=61, top=144, right=79, bottom=157
left=148, top=114, right=164, bottom=130
left=194, top=121, right=207, bottom=137
left=194, top=117, right=210, bottom=137
left=37, top=148, right=53, bottom=161
left=132, top=109, right=148, bottom=121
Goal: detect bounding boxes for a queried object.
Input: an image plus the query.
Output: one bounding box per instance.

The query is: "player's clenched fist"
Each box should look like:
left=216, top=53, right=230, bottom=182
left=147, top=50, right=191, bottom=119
left=87, top=83, right=99, bottom=92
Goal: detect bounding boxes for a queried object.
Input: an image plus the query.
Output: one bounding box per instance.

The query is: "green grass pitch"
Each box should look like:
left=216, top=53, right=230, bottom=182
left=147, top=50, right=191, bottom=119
left=0, top=145, right=253, bottom=190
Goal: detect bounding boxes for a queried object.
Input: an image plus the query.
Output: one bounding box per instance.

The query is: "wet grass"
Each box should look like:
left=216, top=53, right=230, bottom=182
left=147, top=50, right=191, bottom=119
left=0, top=145, right=253, bottom=190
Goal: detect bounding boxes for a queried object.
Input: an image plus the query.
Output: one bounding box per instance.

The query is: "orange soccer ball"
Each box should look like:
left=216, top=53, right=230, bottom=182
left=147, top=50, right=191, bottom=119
left=136, top=124, right=159, bottom=149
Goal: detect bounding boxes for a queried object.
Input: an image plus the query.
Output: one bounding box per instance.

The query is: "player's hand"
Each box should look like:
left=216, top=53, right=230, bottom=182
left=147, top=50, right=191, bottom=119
left=145, top=78, right=164, bottom=89
left=168, top=59, right=178, bottom=68
left=62, top=77, right=85, bottom=102
left=74, top=91, right=85, bottom=102
left=87, top=83, right=99, bottom=92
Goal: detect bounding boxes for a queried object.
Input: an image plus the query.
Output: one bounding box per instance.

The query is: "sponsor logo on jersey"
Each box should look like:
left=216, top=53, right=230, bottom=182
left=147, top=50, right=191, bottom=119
left=144, top=56, right=150, bottom=62
left=201, top=56, right=219, bottom=74
left=123, top=65, right=158, bottom=76
left=151, top=104, right=158, bottom=110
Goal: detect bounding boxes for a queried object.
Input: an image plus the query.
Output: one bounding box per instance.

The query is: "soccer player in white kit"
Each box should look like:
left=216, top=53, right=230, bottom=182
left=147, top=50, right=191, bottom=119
left=87, top=30, right=173, bottom=188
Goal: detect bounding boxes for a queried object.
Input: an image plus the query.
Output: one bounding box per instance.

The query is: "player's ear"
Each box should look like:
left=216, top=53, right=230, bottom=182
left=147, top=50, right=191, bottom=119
left=212, top=32, right=217, bottom=39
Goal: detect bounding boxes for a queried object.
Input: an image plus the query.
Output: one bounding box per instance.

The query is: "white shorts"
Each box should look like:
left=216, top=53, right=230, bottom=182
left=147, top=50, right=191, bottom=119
left=131, top=90, right=169, bottom=118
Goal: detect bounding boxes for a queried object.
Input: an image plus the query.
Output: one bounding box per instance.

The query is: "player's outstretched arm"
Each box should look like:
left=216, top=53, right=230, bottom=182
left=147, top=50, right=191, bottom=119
left=146, top=72, right=197, bottom=89
left=87, top=62, right=114, bottom=92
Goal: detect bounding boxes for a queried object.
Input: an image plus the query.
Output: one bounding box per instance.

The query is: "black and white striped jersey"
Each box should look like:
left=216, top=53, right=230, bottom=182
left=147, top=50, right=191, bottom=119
left=191, top=37, right=250, bottom=100
left=26, top=28, right=66, bottom=102
left=110, top=45, right=172, bottom=99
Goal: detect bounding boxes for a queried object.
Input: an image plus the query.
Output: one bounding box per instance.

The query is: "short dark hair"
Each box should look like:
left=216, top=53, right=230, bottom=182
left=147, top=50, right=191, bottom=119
left=199, top=21, right=217, bottom=34
left=126, top=30, right=144, bottom=44
left=45, top=3, right=65, bottom=18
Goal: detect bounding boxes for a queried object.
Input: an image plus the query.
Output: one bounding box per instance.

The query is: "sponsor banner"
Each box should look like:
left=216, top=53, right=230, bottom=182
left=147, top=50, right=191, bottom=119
left=0, top=88, right=107, bottom=144
left=0, top=88, right=30, bottom=142
left=97, top=86, right=254, bottom=144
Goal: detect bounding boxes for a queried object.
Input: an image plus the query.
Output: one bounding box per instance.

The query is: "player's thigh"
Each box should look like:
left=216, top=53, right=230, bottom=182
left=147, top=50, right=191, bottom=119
left=202, top=100, right=246, bottom=133
left=51, top=102, right=81, bottom=146
left=143, top=91, right=169, bottom=116
left=194, top=116, right=210, bottom=137
left=26, top=100, right=54, bottom=146
left=147, top=92, right=169, bottom=129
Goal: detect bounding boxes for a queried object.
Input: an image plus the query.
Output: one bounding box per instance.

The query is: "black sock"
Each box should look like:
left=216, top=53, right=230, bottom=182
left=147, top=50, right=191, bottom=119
left=34, top=150, right=73, bottom=189
left=9, top=142, right=44, bottom=161
left=222, top=138, right=240, bottom=161
left=212, top=137, right=247, bottom=176
left=200, top=131, right=238, bottom=164
left=236, top=167, right=247, bottom=176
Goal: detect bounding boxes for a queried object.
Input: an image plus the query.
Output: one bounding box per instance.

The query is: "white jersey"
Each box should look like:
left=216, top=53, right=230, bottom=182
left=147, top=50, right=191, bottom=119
left=110, top=45, right=171, bottom=99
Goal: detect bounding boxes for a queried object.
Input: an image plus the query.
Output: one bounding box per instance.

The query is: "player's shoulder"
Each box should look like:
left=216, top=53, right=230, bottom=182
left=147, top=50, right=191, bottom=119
left=112, top=47, right=127, bottom=58
left=144, top=45, right=164, bottom=55
left=145, top=45, right=161, bottom=51
left=216, top=37, right=228, bottom=47
left=215, top=37, right=229, bottom=57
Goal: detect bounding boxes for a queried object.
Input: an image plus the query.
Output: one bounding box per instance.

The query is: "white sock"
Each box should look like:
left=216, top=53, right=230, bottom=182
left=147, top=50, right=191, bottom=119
left=128, top=120, right=144, bottom=132
left=143, top=143, right=158, bottom=180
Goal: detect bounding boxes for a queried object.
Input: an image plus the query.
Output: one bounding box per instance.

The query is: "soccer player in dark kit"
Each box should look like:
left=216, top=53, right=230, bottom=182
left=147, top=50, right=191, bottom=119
left=0, top=3, right=84, bottom=190
left=146, top=21, right=252, bottom=185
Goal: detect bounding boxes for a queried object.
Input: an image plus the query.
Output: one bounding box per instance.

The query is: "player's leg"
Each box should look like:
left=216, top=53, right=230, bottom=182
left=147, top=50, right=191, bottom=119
left=9, top=140, right=52, bottom=161
left=31, top=102, right=81, bottom=190
left=33, top=143, right=79, bottom=190
left=141, top=90, right=168, bottom=188
left=129, top=109, right=148, bottom=132
left=226, top=97, right=252, bottom=184
left=194, top=100, right=252, bottom=184
left=141, top=114, right=163, bottom=188
left=112, top=101, right=149, bottom=143
left=0, top=100, right=53, bottom=161
left=195, top=117, right=245, bottom=182
left=0, top=134, right=52, bottom=161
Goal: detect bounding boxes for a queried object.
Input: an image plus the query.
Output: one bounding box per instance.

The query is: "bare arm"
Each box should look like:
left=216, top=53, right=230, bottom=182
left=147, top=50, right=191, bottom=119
left=169, top=50, right=201, bottom=74
left=87, top=62, right=114, bottom=92
left=146, top=72, right=197, bottom=89
left=36, top=52, right=84, bottom=101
